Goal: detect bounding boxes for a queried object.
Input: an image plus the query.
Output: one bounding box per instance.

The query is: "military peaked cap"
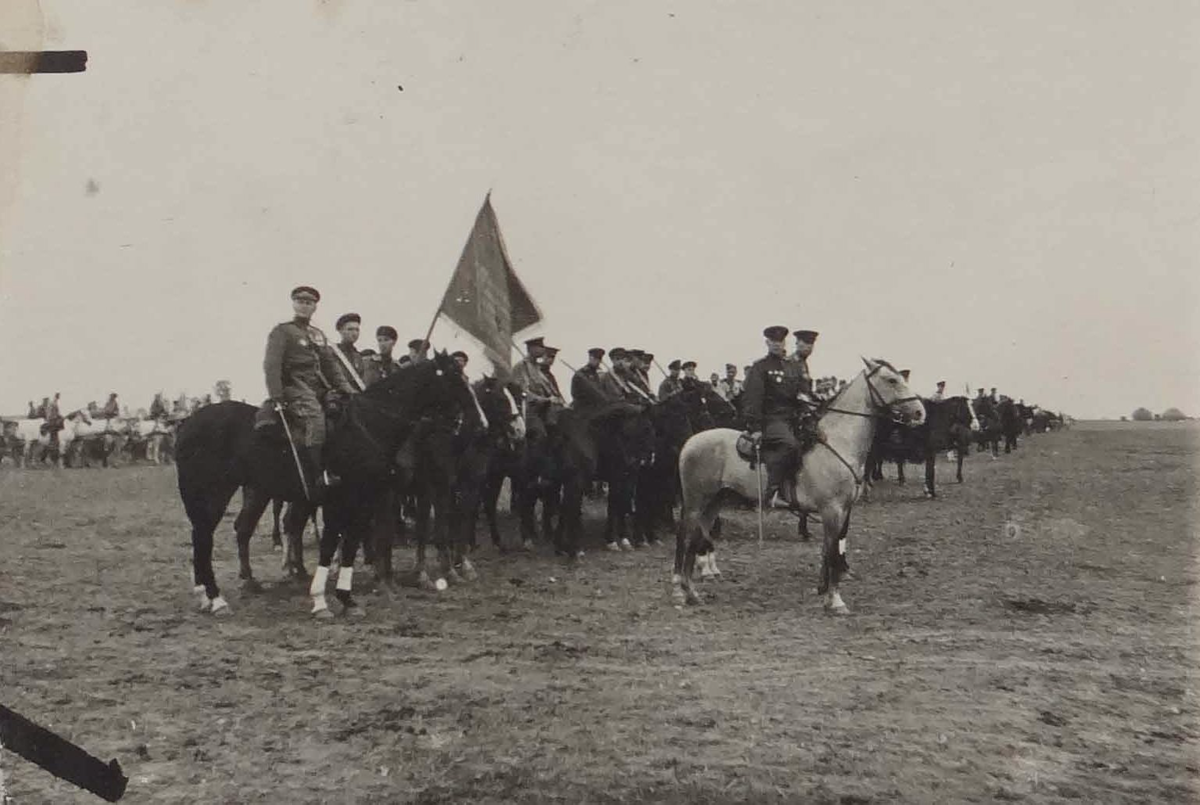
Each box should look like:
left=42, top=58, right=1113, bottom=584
left=544, top=346, right=559, bottom=356
left=764, top=325, right=789, bottom=341
left=793, top=329, right=819, bottom=343
left=291, top=286, right=320, bottom=301
left=451, top=350, right=468, bottom=362
left=588, top=348, right=606, bottom=359
left=937, top=380, right=946, bottom=386
left=376, top=325, right=398, bottom=340
left=609, top=347, right=627, bottom=359
left=667, top=359, right=681, bottom=371
left=725, top=363, right=736, bottom=371
left=407, top=338, right=427, bottom=350
left=525, top=336, right=545, bottom=349
left=681, top=360, right=697, bottom=370
left=335, top=313, right=361, bottom=330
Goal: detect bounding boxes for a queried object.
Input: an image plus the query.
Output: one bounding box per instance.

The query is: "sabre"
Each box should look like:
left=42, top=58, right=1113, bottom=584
left=0, top=703, right=127, bottom=802
left=276, top=403, right=311, bottom=502
left=755, top=440, right=765, bottom=546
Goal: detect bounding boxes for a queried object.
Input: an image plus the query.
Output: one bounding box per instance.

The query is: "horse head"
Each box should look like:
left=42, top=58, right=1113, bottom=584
left=860, top=357, right=925, bottom=426
left=473, top=376, right=526, bottom=445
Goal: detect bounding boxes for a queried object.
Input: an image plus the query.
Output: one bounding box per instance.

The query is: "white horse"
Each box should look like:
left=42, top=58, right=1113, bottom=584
left=672, top=358, right=926, bottom=614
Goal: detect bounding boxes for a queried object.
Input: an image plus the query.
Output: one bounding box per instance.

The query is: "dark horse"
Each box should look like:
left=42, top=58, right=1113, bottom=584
left=176, top=352, right=473, bottom=617
left=554, top=402, right=656, bottom=558
left=998, top=398, right=1022, bottom=453
left=397, top=376, right=525, bottom=590
left=865, top=396, right=975, bottom=499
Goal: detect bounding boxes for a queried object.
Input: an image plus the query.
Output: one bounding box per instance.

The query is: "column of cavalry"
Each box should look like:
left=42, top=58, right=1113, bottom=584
left=1, top=406, right=182, bottom=469
left=57, top=282, right=1054, bottom=619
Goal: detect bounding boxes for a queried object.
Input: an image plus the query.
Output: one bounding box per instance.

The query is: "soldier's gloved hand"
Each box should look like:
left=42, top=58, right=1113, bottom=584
left=272, top=399, right=288, bottom=412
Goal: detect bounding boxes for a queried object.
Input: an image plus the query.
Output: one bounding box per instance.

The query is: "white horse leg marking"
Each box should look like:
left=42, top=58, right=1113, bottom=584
left=210, top=595, right=231, bottom=616
left=310, top=565, right=330, bottom=615
left=336, top=565, right=353, bottom=593
left=709, top=551, right=722, bottom=577
left=194, top=584, right=210, bottom=612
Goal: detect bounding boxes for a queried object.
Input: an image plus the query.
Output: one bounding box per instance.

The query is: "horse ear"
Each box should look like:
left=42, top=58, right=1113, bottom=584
left=861, top=356, right=874, bottom=370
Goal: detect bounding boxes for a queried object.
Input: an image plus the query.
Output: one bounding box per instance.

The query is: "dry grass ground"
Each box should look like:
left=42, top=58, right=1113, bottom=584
left=1, top=422, right=1197, bottom=803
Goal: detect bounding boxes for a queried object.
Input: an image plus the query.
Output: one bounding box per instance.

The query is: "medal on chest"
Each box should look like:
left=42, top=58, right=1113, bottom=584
left=306, top=329, right=326, bottom=348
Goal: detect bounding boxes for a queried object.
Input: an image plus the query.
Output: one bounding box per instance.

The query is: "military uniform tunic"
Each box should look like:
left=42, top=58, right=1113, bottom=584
left=335, top=342, right=366, bottom=389
left=263, top=316, right=354, bottom=447
left=362, top=353, right=398, bottom=388
left=571, top=365, right=615, bottom=413
left=742, top=354, right=808, bottom=481
left=658, top=376, right=684, bottom=399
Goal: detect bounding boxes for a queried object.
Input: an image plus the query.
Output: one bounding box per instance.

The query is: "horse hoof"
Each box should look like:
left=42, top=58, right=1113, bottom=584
left=520, top=539, right=534, bottom=552
left=671, top=588, right=687, bottom=605
left=312, top=607, right=334, bottom=620
left=447, top=569, right=465, bottom=586
left=685, top=592, right=703, bottom=606
left=619, top=538, right=633, bottom=551
left=606, top=542, right=621, bottom=553
left=826, top=603, right=851, bottom=616
left=272, top=544, right=283, bottom=554
left=434, top=578, right=449, bottom=592
left=210, top=597, right=231, bottom=617
left=460, top=562, right=478, bottom=582
left=241, top=579, right=263, bottom=594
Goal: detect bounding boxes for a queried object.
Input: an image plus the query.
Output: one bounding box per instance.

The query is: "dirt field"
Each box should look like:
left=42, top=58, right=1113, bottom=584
left=2, top=422, right=1197, bottom=804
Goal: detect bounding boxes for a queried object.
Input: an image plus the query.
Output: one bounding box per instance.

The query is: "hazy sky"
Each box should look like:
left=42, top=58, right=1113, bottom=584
left=2, top=0, right=1197, bottom=419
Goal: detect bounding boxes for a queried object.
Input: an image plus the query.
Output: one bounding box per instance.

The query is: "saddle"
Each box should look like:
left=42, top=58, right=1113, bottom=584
left=735, top=432, right=759, bottom=468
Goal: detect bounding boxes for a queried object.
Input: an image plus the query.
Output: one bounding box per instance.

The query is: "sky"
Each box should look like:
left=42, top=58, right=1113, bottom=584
left=1, top=0, right=1198, bottom=419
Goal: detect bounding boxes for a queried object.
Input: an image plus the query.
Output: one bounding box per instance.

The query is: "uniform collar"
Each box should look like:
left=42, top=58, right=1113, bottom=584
left=292, top=316, right=311, bottom=325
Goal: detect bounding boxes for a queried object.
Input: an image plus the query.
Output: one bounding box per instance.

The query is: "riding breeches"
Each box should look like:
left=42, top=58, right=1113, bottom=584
left=760, top=418, right=799, bottom=486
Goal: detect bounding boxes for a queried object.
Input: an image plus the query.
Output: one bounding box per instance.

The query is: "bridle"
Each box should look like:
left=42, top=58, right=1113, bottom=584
left=819, top=363, right=921, bottom=424
left=809, top=363, right=922, bottom=489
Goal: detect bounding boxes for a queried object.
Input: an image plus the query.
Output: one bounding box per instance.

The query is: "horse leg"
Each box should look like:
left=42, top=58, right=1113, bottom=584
left=183, top=482, right=238, bottom=616
left=924, top=454, right=936, bottom=498
left=896, top=460, right=905, bottom=485
left=280, top=502, right=312, bottom=579
left=271, top=498, right=284, bottom=551
left=329, top=505, right=369, bottom=618
left=309, top=499, right=343, bottom=618
left=413, top=489, right=438, bottom=591
left=797, top=512, right=813, bottom=541
left=820, top=505, right=852, bottom=615
left=956, top=447, right=965, bottom=483
left=483, top=471, right=505, bottom=551
left=233, top=487, right=272, bottom=592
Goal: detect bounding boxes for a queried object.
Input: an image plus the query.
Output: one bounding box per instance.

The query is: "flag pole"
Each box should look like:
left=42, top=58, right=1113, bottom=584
left=651, top=358, right=669, bottom=379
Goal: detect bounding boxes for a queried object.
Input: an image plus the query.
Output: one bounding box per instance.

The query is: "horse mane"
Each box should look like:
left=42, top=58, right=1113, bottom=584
left=361, top=355, right=454, bottom=403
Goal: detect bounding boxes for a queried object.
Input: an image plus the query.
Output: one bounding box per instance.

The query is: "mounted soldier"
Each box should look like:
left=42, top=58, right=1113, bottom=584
left=605, top=348, right=653, bottom=404
left=571, top=348, right=616, bottom=415
left=397, top=338, right=429, bottom=369
left=101, top=393, right=120, bottom=420
left=930, top=380, right=946, bottom=401
left=363, top=326, right=399, bottom=387
left=658, top=360, right=684, bottom=399
left=716, top=364, right=743, bottom=403
left=254, top=285, right=356, bottom=496
left=741, top=326, right=810, bottom=510
left=451, top=350, right=469, bottom=372
left=149, top=392, right=168, bottom=420
left=332, top=313, right=366, bottom=392
left=512, top=337, right=561, bottom=440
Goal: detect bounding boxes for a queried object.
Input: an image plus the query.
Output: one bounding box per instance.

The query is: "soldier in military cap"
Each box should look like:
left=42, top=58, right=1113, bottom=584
left=398, top=338, right=429, bottom=368
left=256, top=285, right=357, bottom=494
left=333, top=312, right=366, bottom=391
left=451, top=350, right=469, bottom=371
left=540, top=346, right=567, bottom=404
left=716, top=363, right=743, bottom=403
left=930, top=380, right=946, bottom=401
left=512, top=336, right=562, bottom=442
left=101, top=392, right=120, bottom=419
left=658, top=360, right=684, bottom=399
left=742, top=326, right=810, bottom=509
left=572, top=348, right=614, bottom=413
left=363, top=326, right=399, bottom=386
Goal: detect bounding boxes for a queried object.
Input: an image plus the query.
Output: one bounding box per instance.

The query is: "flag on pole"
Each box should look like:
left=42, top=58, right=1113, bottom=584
left=436, top=193, right=542, bottom=371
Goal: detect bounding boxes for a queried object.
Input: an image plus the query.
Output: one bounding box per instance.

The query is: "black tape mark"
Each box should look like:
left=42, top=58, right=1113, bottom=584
left=0, top=51, right=88, bottom=74
left=0, top=704, right=127, bottom=801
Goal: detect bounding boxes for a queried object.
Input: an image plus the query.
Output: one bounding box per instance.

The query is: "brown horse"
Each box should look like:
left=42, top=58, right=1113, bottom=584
left=672, top=359, right=925, bottom=614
